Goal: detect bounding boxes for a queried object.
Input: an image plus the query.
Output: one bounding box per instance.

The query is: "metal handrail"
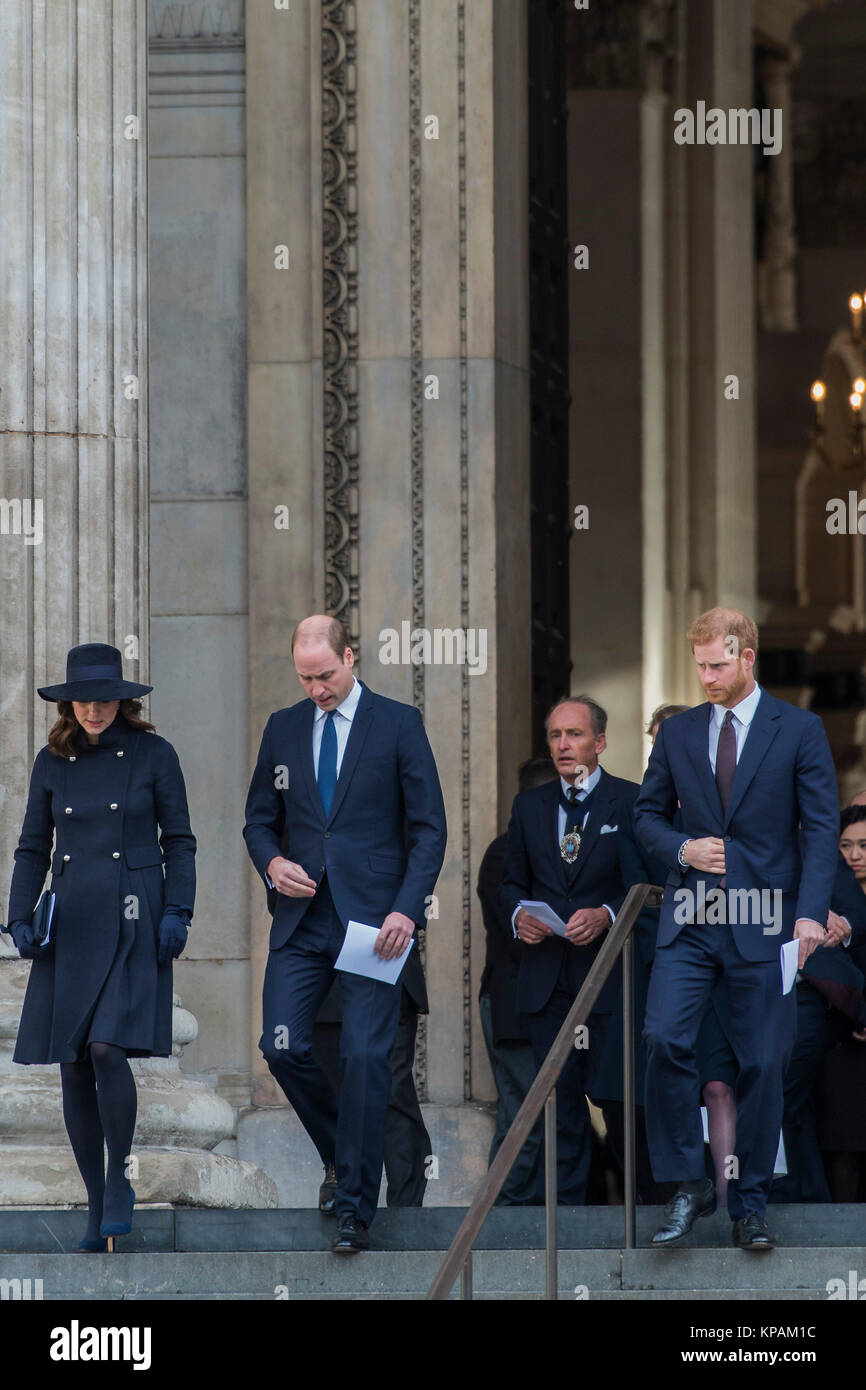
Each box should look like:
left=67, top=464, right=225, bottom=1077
left=426, top=881, right=664, bottom=1300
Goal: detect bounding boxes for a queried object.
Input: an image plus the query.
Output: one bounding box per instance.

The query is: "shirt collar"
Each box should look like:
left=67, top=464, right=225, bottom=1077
left=561, top=764, right=602, bottom=798
left=313, top=675, right=362, bottom=724
left=712, top=682, right=762, bottom=729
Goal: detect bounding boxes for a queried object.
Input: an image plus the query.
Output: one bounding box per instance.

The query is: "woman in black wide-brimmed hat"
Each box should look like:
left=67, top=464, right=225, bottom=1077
left=1, top=644, right=196, bottom=1250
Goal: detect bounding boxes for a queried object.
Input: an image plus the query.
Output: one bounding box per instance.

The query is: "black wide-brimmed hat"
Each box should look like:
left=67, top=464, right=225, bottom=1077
left=37, top=644, right=153, bottom=703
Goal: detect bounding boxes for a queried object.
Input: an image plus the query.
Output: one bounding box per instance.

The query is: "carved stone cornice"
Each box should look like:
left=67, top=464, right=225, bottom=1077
left=148, top=0, right=244, bottom=50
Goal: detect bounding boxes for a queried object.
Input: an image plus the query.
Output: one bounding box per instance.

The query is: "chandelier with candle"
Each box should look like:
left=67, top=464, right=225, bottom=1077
left=809, top=294, right=866, bottom=467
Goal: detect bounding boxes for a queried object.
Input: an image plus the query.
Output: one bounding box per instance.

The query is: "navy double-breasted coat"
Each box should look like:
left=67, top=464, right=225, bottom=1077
left=6, top=714, right=196, bottom=1064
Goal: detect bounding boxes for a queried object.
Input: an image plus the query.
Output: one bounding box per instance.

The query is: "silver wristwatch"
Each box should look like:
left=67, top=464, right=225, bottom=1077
left=677, top=839, right=692, bottom=869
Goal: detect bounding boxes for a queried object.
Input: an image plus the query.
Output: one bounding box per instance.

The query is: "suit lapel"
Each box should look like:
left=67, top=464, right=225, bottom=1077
left=685, top=705, right=725, bottom=824
left=535, top=782, right=569, bottom=890
left=723, top=691, right=780, bottom=826
left=325, top=682, right=375, bottom=826
left=567, top=769, right=616, bottom=885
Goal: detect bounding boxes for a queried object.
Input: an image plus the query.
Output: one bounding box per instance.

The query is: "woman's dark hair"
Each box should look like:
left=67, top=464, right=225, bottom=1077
left=841, top=805, right=866, bottom=834
left=47, top=700, right=155, bottom=759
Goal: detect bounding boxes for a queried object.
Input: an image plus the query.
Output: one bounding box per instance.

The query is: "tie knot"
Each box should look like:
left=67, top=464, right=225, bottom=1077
left=568, top=786, right=579, bottom=802
left=723, top=710, right=734, bottom=725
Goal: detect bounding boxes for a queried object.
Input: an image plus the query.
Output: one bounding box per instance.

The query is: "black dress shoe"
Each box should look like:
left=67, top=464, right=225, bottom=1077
left=318, top=1162, right=337, bottom=1216
left=732, top=1213, right=774, bottom=1251
left=651, top=1179, right=716, bottom=1246
left=332, top=1214, right=369, bottom=1254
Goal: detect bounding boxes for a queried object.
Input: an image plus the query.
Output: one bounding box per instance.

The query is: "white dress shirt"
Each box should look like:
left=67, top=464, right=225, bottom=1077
left=707, top=682, right=762, bottom=772
left=312, top=674, right=362, bottom=777
left=556, top=764, right=602, bottom=841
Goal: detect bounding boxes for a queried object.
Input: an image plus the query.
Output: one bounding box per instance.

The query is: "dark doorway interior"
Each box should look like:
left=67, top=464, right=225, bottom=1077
left=528, top=0, right=572, bottom=754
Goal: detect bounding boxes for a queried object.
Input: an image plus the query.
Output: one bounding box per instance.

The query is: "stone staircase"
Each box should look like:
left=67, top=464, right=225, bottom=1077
left=1, top=1206, right=863, bottom=1300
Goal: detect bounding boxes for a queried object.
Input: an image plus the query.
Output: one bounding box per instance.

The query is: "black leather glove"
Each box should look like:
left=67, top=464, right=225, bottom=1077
left=157, top=907, right=190, bottom=966
left=4, top=919, right=42, bottom=960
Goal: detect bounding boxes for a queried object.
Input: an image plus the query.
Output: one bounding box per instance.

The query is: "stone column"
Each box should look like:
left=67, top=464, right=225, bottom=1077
left=238, top=0, right=530, bottom=1202
left=757, top=50, right=798, bottom=333
left=352, top=0, right=530, bottom=1128
left=244, top=0, right=321, bottom=1106
left=0, top=0, right=274, bottom=1210
left=0, top=0, right=150, bottom=804
left=682, top=0, right=757, bottom=621
left=566, top=0, right=675, bottom=778
left=0, top=1, right=149, bottom=1018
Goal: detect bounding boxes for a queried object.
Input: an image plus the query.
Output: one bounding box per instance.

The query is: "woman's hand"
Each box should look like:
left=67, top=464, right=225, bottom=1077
left=157, top=908, right=189, bottom=966
left=5, top=919, right=42, bottom=959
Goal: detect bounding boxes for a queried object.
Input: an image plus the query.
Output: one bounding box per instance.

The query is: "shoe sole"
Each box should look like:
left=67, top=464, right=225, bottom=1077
left=734, top=1240, right=774, bottom=1252
left=332, top=1243, right=365, bottom=1254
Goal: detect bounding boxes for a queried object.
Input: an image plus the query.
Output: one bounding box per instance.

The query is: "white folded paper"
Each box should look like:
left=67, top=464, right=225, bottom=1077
left=517, top=900, right=568, bottom=937
left=780, top=939, right=799, bottom=995
left=335, top=919, right=413, bottom=985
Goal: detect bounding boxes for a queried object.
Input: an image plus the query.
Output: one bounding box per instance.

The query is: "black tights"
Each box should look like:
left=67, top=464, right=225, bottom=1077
left=60, top=1042, right=137, bottom=1242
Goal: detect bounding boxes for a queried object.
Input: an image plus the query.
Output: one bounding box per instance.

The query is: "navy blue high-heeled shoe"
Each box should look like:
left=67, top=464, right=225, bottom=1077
left=76, top=1237, right=108, bottom=1253
left=100, top=1183, right=135, bottom=1249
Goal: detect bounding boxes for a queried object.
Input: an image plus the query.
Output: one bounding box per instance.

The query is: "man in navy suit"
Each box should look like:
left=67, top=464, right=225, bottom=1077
left=634, top=607, right=838, bottom=1250
left=500, top=695, right=639, bottom=1203
left=243, top=615, right=446, bottom=1252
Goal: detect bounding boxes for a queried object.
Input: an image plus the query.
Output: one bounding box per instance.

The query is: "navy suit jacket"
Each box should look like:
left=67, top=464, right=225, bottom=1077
left=633, top=692, right=839, bottom=962
left=500, top=767, right=639, bottom=1015
left=243, top=682, right=447, bottom=952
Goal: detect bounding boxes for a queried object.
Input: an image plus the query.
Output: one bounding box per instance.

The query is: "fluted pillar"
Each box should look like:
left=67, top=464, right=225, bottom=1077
left=0, top=0, right=150, bottom=1188
left=0, top=1, right=275, bottom=1209
left=0, top=0, right=150, bottom=890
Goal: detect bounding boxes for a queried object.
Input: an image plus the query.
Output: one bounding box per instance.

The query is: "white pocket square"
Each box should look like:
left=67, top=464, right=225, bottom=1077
left=599, top=824, right=618, bottom=834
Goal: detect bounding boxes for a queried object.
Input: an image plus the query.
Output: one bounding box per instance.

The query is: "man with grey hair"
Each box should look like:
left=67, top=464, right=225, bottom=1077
left=500, top=696, right=639, bottom=1203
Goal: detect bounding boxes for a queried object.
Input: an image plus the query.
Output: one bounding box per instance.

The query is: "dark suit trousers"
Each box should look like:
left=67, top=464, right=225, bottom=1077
left=260, top=879, right=402, bottom=1226
left=644, top=918, right=796, bottom=1220
left=527, top=947, right=609, bottom=1205
left=770, top=984, right=837, bottom=1204
left=479, top=992, right=543, bottom=1204
left=313, top=989, right=432, bottom=1206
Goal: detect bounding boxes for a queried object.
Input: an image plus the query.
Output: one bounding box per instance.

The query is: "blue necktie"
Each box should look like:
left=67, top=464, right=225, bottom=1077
left=318, top=710, right=338, bottom=817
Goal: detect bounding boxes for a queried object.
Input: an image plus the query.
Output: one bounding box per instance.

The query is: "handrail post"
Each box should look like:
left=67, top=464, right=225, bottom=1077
left=622, top=931, right=636, bottom=1250
left=424, top=884, right=663, bottom=1300
left=544, top=1090, right=557, bottom=1300
left=460, top=1251, right=473, bottom=1300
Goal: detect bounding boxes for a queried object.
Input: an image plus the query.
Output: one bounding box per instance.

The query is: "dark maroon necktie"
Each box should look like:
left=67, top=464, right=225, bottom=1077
left=715, top=710, right=736, bottom=886
left=715, top=710, right=737, bottom=810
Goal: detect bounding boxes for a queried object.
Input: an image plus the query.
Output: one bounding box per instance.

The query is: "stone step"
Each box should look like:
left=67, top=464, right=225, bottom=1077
left=0, top=1247, right=862, bottom=1300
left=3, top=1202, right=866, bottom=1253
